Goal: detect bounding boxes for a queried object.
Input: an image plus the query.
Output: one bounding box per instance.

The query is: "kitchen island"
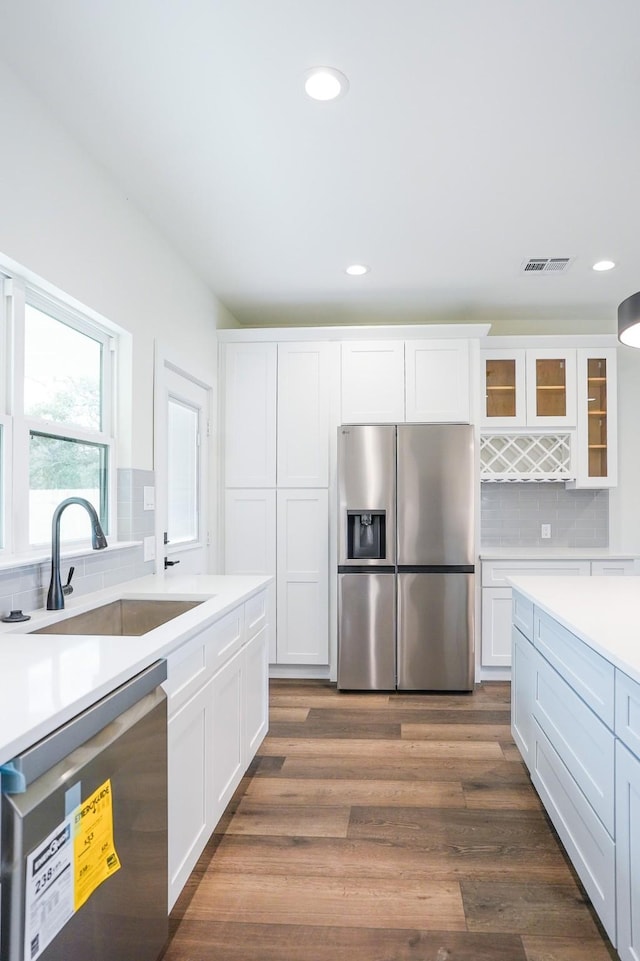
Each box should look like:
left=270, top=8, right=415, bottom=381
left=0, top=572, right=272, bottom=909
left=509, top=574, right=640, bottom=961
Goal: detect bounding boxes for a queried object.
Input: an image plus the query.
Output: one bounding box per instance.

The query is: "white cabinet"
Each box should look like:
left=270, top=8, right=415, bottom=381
left=277, top=342, right=334, bottom=487
left=481, top=339, right=618, bottom=486
left=481, top=347, right=576, bottom=428
left=340, top=341, right=405, bottom=423
left=510, top=590, right=640, bottom=951
left=224, top=489, right=276, bottom=660
left=244, top=624, right=269, bottom=756
left=572, top=347, right=618, bottom=489
left=480, top=560, right=590, bottom=671
left=482, top=348, right=527, bottom=427
left=511, top=624, right=536, bottom=768
left=223, top=341, right=336, bottom=668
left=210, top=646, right=244, bottom=818
left=525, top=348, right=576, bottom=427
left=405, top=339, right=470, bottom=422
left=165, top=590, right=269, bottom=909
left=511, top=590, right=617, bottom=943
left=223, top=342, right=277, bottom=487
left=480, top=587, right=512, bottom=667
left=341, top=339, right=472, bottom=425
left=224, top=488, right=330, bottom=666
left=224, top=489, right=277, bottom=577
left=616, top=741, right=640, bottom=961
left=167, top=677, right=213, bottom=904
left=480, top=558, right=635, bottom=671
left=276, top=488, right=329, bottom=664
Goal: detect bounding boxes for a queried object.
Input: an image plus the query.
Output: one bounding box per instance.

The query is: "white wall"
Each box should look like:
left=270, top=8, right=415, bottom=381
left=0, top=59, right=232, bottom=471
left=609, top=347, right=640, bottom=551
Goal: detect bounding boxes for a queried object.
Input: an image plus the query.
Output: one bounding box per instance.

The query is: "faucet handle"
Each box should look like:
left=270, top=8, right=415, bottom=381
left=62, top=566, right=75, bottom=597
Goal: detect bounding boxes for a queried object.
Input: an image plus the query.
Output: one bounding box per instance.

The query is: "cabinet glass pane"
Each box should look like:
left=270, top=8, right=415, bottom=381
left=535, top=359, right=566, bottom=417
left=485, top=359, right=516, bottom=418
left=587, top=357, right=607, bottom=477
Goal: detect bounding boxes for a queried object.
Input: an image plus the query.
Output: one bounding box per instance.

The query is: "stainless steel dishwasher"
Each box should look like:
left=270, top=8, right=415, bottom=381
left=1, top=660, right=168, bottom=961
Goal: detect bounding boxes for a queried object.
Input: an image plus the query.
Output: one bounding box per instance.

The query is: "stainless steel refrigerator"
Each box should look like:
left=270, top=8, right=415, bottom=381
left=337, top=423, right=475, bottom=691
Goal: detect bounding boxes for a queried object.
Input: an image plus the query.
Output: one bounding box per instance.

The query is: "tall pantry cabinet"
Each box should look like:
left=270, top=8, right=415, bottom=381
left=222, top=340, right=337, bottom=668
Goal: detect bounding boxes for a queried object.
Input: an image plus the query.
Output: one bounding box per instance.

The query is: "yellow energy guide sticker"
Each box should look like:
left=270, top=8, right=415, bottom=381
left=73, top=778, right=121, bottom=911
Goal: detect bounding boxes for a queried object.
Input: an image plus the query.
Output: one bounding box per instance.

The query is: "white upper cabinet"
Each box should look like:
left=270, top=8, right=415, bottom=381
left=223, top=342, right=277, bottom=487
left=405, top=339, right=470, bottom=422
left=525, top=348, right=576, bottom=427
left=572, top=347, right=618, bottom=489
left=481, top=348, right=527, bottom=427
left=277, top=342, right=335, bottom=487
left=340, top=341, right=405, bottom=423
left=481, top=347, right=576, bottom=428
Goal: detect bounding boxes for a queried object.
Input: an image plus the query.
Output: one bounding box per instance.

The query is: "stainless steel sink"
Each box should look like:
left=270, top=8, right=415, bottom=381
left=29, top=598, right=204, bottom=636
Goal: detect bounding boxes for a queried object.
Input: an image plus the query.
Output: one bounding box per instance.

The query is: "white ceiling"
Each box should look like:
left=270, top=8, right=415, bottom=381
left=1, top=0, right=639, bottom=330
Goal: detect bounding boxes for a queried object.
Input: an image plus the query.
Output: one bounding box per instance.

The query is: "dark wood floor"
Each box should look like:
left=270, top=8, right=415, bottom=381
left=163, top=680, right=618, bottom=961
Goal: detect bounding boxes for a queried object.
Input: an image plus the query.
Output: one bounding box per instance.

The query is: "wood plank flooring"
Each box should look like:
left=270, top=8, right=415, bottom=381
left=163, top=680, right=618, bottom=961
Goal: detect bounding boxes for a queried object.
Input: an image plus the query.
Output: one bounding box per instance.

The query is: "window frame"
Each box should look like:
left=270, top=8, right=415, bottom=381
left=1, top=272, right=117, bottom=557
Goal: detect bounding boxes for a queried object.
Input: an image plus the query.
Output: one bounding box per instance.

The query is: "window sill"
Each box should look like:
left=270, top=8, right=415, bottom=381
left=0, top=541, right=142, bottom=573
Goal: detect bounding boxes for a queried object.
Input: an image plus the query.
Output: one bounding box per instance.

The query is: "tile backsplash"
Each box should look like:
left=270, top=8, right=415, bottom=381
left=0, top=468, right=155, bottom=618
left=481, top=482, right=609, bottom=548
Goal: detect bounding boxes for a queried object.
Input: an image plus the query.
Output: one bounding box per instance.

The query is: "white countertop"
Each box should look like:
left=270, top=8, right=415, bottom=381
left=508, top=575, right=640, bottom=684
left=0, top=574, right=271, bottom=768
left=480, top=548, right=639, bottom=560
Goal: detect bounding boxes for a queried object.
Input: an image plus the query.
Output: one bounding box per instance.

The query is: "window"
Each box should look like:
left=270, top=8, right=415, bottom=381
left=167, top=396, right=199, bottom=545
left=1, top=272, right=115, bottom=555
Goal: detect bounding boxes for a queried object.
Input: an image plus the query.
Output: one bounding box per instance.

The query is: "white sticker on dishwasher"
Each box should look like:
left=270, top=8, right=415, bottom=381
left=24, top=816, right=74, bottom=960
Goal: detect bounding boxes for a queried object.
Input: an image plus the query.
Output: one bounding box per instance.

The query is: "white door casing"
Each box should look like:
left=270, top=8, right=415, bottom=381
left=155, top=348, right=213, bottom=575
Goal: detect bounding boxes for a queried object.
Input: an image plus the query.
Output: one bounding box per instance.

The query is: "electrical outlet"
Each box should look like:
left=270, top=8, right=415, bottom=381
left=541, top=524, right=551, bottom=539
left=143, top=486, right=155, bottom=510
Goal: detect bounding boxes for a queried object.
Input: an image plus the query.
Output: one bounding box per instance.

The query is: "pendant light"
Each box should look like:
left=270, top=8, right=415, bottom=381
left=618, top=292, right=640, bottom=348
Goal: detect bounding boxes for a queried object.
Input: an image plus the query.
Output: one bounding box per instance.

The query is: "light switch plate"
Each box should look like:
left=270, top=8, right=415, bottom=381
left=143, top=486, right=155, bottom=510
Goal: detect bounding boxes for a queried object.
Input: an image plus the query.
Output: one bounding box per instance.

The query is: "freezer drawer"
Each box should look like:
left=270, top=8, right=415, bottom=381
left=397, top=572, right=474, bottom=691
left=338, top=573, right=395, bottom=690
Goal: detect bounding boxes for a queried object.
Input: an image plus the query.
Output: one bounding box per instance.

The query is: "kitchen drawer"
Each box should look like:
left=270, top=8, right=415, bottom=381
left=245, top=588, right=268, bottom=641
left=534, top=653, right=615, bottom=834
left=534, top=609, right=614, bottom=728
left=591, top=559, right=638, bottom=576
left=615, top=670, right=640, bottom=758
left=481, top=559, right=590, bottom=587
left=206, top=606, right=245, bottom=670
left=164, top=631, right=210, bottom=715
left=532, top=718, right=616, bottom=944
left=512, top=590, right=534, bottom=642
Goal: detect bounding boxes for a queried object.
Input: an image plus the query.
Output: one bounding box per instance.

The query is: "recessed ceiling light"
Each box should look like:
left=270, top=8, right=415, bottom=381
left=592, top=260, right=616, bottom=271
left=304, top=67, right=349, bottom=102
left=345, top=264, right=370, bottom=276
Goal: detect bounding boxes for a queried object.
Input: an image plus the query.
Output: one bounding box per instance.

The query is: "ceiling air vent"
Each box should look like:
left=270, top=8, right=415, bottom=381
left=522, top=257, right=573, bottom=274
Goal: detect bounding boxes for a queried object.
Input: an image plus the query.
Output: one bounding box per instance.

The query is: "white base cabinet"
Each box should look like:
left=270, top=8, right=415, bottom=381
left=481, top=557, right=636, bottom=671
left=511, top=587, right=640, bottom=953
left=165, top=590, right=269, bottom=909
left=616, top=741, right=640, bottom=961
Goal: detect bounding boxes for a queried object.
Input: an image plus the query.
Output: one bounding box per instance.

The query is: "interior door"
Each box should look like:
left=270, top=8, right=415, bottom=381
left=155, top=355, right=212, bottom=575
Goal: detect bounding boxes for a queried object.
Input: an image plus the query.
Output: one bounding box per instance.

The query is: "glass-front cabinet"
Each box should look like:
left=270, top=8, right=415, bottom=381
left=572, top=348, right=617, bottom=488
left=481, top=347, right=576, bottom=427
left=481, top=349, right=526, bottom=426
left=525, top=348, right=576, bottom=427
